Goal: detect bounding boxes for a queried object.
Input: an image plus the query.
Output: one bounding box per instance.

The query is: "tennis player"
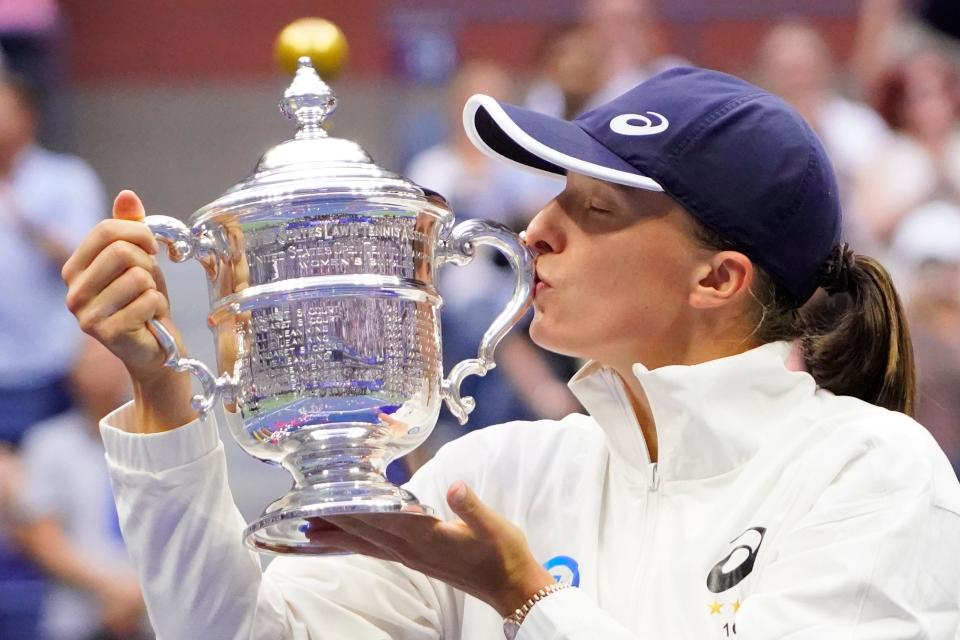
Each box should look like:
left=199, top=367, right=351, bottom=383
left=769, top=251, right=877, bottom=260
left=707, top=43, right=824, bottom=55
left=62, top=67, right=960, bottom=639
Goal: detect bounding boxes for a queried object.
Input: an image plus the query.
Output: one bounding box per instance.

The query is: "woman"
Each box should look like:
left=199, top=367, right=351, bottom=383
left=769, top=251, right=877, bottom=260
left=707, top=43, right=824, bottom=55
left=62, top=67, right=960, bottom=639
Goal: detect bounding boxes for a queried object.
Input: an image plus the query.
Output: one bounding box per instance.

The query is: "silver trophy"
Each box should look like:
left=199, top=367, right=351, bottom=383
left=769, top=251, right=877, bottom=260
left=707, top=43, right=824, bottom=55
left=142, top=58, right=534, bottom=554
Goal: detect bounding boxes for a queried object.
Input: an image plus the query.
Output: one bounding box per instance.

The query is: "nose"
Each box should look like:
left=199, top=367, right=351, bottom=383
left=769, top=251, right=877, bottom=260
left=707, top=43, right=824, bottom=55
left=523, top=200, right=563, bottom=256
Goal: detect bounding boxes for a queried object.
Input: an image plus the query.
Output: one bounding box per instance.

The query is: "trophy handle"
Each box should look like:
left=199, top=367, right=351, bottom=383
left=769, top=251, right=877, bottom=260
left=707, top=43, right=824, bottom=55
left=438, top=219, right=535, bottom=424
left=142, top=215, right=236, bottom=415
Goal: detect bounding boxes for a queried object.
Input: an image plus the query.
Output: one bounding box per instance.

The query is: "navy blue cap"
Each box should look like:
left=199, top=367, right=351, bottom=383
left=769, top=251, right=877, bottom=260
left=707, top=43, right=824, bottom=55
left=462, top=66, right=842, bottom=303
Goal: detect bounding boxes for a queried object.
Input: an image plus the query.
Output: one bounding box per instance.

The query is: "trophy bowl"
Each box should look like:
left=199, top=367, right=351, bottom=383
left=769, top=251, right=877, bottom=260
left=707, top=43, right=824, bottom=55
left=141, top=58, right=534, bottom=554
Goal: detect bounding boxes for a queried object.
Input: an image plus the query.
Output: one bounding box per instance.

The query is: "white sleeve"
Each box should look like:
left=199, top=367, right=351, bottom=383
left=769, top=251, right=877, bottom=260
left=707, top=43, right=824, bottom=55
left=735, top=439, right=960, bottom=639
left=101, top=402, right=452, bottom=640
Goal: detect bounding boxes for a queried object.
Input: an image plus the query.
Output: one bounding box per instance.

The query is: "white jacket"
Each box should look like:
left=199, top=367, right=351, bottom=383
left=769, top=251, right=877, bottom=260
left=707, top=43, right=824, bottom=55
left=101, top=342, right=960, bottom=639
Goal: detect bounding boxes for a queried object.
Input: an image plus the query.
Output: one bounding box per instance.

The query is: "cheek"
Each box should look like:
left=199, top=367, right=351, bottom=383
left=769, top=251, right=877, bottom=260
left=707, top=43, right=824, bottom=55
left=602, top=251, right=689, bottom=303
left=595, top=252, right=694, bottom=328
left=529, top=263, right=682, bottom=350
left=527, top=221, right=700, bottom=353
left=528, top=289, right=679, bottom=361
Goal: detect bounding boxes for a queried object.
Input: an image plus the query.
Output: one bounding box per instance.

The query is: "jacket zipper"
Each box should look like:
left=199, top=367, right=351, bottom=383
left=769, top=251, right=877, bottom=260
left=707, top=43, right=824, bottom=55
left=632, top=462, right=660, bottom=627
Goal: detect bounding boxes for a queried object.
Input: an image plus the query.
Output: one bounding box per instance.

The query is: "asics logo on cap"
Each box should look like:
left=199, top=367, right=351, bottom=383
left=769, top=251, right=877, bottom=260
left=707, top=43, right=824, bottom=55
left=609, top=112, right=669, bottom=136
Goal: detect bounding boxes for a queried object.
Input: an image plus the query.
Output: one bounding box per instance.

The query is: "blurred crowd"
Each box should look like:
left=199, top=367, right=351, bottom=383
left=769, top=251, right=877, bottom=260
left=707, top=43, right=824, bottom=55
left=0, top=0, right=959, bottom=638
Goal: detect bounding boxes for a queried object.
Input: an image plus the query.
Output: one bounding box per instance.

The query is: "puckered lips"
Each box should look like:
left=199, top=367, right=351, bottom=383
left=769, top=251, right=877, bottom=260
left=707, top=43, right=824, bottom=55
left=533, top=266, right=551, bottom=298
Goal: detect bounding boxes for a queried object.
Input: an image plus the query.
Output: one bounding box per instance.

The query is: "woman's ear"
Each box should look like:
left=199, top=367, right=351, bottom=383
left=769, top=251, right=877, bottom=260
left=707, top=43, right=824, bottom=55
left=689, top=251, right=754, bottom=309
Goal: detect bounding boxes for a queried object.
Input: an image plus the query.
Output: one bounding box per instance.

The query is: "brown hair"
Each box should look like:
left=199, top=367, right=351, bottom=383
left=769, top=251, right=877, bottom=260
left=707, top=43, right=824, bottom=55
left=870, top=49, right=960, bottom=132
left=696, top=226, right=916, bottom=415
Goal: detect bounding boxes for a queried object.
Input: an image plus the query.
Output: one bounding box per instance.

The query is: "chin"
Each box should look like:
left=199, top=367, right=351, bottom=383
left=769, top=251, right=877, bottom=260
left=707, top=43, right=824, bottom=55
left=528, top=316, right=589, bottom=360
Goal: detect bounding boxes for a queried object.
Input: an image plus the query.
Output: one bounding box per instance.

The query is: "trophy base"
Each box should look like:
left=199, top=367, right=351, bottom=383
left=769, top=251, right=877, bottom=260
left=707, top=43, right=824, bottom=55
left=243, top=483, right=435, bottom=555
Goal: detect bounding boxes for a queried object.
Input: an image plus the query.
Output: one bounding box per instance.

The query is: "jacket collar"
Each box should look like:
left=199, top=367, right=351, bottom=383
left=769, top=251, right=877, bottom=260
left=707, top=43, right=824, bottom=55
left=567, top=341, right=819, bottom=484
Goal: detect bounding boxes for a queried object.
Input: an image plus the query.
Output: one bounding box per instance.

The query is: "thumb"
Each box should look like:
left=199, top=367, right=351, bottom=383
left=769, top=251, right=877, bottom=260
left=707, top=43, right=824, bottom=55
left=113, top=189, right=145, bottom=221
left=447, top=481, right=502, bottom=537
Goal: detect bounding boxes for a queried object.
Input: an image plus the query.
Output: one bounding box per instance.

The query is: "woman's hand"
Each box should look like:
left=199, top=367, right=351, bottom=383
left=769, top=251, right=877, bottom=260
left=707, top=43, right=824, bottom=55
left=319, top=481, right=555, bottom=617
left=63, top=190, right=167, bottom=374
left=61, top=190, right=196, bottom=432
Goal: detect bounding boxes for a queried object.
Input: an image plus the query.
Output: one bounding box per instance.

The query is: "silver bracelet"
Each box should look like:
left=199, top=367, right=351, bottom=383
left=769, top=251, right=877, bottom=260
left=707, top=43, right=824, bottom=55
left=502, top=582, right=571, bottom=639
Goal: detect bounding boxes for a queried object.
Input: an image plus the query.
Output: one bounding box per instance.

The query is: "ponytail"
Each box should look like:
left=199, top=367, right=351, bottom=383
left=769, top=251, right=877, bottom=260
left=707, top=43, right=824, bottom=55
left=800, top=255, right=916, bottom=415
left=695, top=225, right=916, bottom=415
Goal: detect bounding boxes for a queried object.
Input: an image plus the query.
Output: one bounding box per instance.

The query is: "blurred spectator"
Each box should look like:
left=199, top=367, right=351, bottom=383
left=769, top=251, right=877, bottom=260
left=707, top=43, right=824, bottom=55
left=524, top=23, right=612, bottom=120
left=0, top=73, right=104, bottom=446
left=853, top=0, right=960, bottom=96
left=580, top=0, right=687, bottom=101
left=10, top=338, right=150, bottom=640
left=851, top=49, right=960, bottom=252
left=407, top=60, right=556, bottom=226
left=526, top=0, right=685, bottom=120
left=0, top=0, right=65, bottom=147
left=404, top=61, right=579, bottom=472
left=754, top=20, right=891, bottom=223
left=0, top=72, right=105, bottom=640
left=890, top=201, right=960, bottom=476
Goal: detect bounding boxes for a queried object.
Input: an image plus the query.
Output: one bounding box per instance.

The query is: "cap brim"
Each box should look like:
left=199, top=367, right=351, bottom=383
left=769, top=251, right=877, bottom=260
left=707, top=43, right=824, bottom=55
left=463, top=94, right=663, bottom=192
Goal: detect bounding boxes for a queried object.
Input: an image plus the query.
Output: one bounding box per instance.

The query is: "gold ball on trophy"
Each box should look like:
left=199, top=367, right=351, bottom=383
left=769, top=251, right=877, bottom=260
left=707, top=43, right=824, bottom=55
left=275, top=18, right=349, bottom=80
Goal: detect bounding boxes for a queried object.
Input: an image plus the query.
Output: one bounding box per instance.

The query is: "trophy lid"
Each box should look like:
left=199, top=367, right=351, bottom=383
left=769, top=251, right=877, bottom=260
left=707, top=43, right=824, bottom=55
left=191, top=57, right=443, bottom=224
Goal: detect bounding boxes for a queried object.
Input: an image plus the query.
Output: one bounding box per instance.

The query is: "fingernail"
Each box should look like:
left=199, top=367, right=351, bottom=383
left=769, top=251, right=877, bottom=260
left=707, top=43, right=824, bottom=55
left=451, top=481, right=467, bottom=503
